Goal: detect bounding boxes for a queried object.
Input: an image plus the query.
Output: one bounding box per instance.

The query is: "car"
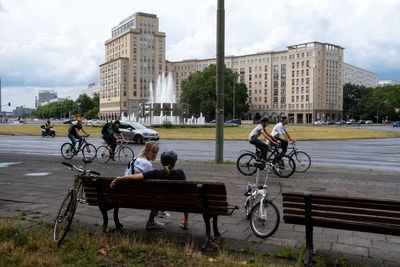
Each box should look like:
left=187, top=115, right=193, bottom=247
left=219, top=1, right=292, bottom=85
left=384, top=120, right=393, bottom=124
left=327, top=120, right=336, bottom=125
left=87, top=119, right=100, bottom=126
left=346, top=119, right=356, bottom=125
left=210, top=119, right=216, bottom=123
left=393, top=121, right=399, bottom=127
left=225, top=119, right=241, bottom=125
left=336, top=120, right=346, bottom=125
left=357, top=120, right=365, bottom=125
left=365, top=120, right=373, bottom=124
left=313, top=120, right=323, bottom=125
left=119, top=121, right=159, bottom=144
left=63, top=119, right=77, bottom=124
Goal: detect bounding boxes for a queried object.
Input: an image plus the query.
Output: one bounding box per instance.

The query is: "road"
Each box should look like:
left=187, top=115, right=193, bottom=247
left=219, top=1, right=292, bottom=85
left=0, top=134, right=399, bottom=172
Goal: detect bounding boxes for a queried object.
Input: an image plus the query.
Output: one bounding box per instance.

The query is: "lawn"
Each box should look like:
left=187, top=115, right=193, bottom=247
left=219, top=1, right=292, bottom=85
left=1, top=123, right=400, bottom=140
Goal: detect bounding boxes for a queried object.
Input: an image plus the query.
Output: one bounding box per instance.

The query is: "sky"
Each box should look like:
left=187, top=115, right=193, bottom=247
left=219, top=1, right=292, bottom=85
left=1, top=0, right=400, bottom=111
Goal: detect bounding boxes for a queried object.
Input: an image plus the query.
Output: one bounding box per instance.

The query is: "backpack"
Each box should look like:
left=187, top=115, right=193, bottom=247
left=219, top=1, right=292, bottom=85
left=124, top=157, right=137, bottom=176
left=67, top=124, right=74, bottom=133
left=101, top=121, right=111, bottom=136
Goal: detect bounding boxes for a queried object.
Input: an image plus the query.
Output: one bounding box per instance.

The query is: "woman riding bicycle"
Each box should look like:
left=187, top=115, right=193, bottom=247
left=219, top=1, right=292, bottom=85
left=249, top=117, right=280, bottom=161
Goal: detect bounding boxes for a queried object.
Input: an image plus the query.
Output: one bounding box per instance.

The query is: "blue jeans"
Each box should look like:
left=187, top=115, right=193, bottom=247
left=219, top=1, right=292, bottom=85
left=68, top=133, right=83, bottom=150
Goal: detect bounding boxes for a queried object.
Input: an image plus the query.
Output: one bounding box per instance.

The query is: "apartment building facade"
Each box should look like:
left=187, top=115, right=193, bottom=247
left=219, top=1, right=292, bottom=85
left=99, top=12, right=166, bottom=120
left=344, top=63, right=378, bottom=88
left=167, top=42, right=344, bottom=123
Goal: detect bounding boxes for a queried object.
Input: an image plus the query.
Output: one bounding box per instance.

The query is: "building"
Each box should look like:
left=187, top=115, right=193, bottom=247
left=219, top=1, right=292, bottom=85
left=40, top=98, right=66, bottom=106
left=38, top=90, right=57, bottom=106
left=99, top=12, right=166, bottom=120
left=344, top=63, right=378, bottom=87
left=168, top=41, right=344, bottom=123
left=81, top=83, right=100, bottom=98
left=378, top=79, right=400, bottom=86
left=13, top=106, right=35, bottom=118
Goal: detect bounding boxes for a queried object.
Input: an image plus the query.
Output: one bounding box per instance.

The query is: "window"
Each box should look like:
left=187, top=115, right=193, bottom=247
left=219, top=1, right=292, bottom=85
left=273, top=65, right=279, bottom=72
left=264, top=65, right=268, bottom=72
left=249, top=67, right=252, bottom=73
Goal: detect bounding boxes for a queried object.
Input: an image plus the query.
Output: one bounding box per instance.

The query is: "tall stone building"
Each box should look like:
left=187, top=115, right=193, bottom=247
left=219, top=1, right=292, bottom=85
left=167, top=42, right=344, bottom=123
left=344, top=63, right=378, bottom=88
left=99, top=12, right=166, bottom=120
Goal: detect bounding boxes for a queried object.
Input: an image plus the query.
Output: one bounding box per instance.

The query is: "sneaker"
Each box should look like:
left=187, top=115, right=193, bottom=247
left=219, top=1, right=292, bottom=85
left=180, top=220, right=189, bottom=230
left=146, top=220, right=164, bottom=230
left=158, top=211, right=171, bottom=218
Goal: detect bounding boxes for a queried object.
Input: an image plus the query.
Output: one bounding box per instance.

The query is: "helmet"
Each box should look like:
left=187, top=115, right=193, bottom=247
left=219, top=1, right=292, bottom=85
left=261, top=116, right=269, bottom=123
left=161, top=150, right=178, bottom=166
left=47, top=120, right=50, bottom=123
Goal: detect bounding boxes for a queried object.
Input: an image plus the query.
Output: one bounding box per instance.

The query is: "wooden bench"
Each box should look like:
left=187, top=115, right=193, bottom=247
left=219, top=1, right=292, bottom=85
left=79, top=176, right=238, bottom=249
left=282, top=192, right=400, bottom=266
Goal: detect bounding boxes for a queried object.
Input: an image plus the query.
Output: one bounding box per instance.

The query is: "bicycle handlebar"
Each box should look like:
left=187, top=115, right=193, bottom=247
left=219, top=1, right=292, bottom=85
left=61, top=162, right=73, bottom=168
left=61, top=162, right=100, bottom=176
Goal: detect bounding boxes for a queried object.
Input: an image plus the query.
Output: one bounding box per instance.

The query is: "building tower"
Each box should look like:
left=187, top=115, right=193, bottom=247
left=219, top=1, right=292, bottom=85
left=99, top=12, right=166, bottom=120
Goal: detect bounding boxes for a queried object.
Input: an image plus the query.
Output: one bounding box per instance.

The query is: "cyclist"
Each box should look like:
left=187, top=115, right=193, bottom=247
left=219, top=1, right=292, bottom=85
left=103, top=120, right=125, bottom=159
left=271, top=116, right=293, bottom=156
left=249, top=116, right=280, bottom=161
left=111, top=150, right=189, bottom=230
left=68, top=120, right=89, bottom=153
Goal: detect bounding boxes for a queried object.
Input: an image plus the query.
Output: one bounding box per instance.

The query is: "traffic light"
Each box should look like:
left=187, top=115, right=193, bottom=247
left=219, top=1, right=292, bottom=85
left=8, top=102, right=11, bottom=106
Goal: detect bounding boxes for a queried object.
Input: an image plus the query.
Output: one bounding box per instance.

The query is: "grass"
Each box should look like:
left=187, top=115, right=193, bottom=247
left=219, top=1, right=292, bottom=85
left=1, top=123, right=400, bottom=140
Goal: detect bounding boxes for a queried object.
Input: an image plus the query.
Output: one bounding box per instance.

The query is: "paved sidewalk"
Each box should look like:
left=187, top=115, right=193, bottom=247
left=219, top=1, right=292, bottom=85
left=1, top=153, right=399, bottom=266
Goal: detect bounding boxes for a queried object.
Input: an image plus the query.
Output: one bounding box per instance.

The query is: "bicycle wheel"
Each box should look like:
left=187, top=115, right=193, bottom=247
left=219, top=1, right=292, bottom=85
left=249, top=199, right=280, bottom=238
left=61, top=143, right=75, bottom=159
left=53, top=190, right=77, bottom=245
left=273, top=155, right=296, bottom=178
left=118, top=146, right=134, bottom=165
left=237, top=153, right=258, bottom=176
left=81, top=143, right=97, bottom=161
left=96, top=146, right=111, bottom=164
left=292, top=151, right=311, bottom=173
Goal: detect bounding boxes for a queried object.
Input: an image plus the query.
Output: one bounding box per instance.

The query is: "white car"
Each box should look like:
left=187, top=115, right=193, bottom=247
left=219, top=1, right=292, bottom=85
left=87, top=119, right=100, bottom=126
left=313, top=121, right=323, bottom=125
left=119, top=121, right=159, bottom=144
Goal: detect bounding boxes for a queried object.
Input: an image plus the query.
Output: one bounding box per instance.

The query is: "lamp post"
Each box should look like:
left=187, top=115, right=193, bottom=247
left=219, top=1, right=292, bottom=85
left=376, top=100, right=387, bottom=124
left=233, top=72, right=236, bottom=120
left=67, top=96, right=71, bottom=118
left=77, top=102, right=81, bottom=117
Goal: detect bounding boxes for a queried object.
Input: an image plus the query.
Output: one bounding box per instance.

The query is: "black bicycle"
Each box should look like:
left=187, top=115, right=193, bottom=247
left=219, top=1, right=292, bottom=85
left=237, top=144, right=296, bottom=178
left=53, top=158, right=100, bottom=245
left=287, top=140, right=311, bottom=173
left=61, top=136, right=97, bottom=161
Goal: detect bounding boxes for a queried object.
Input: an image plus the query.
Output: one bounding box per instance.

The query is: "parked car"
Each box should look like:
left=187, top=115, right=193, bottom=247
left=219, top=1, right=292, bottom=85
left=63, top=119, right=76, bottom=124
left=336, top=120, right=346, bottom=125
left=225, top=119, right=241, bottom=125
left=393, top=121, right=399, bottom=127
left=357, top=120, right=365, bottom=125
left=87, top=119, right=100, bottom=126
left=346, top=119, right=356, bottom=125
left=384, top=120, right=393, bottom=124
left=313, top=120, right=323, bottom=126
left=365, top=120, right=373, bottom=124
left=210, top=120, right=216, bottom=123
left=327, top=120, right=336, bottom=125
left=119, top=121, right=159, bottom=144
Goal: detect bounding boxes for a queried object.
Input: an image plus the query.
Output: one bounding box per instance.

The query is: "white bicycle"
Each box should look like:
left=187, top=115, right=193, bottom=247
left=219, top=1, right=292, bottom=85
left=244, top=161, right=280, bottom=238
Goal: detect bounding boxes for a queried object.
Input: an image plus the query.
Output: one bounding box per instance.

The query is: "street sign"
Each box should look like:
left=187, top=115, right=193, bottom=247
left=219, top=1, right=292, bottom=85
left=394, top=108, right=400, bottom=114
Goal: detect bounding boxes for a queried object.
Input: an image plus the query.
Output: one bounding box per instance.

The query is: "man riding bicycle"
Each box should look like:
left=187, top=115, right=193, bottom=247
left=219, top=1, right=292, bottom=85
left=68, top=120, right=89, bottom=153
left=102, top=120, right=125, bottom=160
left=271, top=116, right=293, bottom=156
left=249, top=117, right=280, bottom=161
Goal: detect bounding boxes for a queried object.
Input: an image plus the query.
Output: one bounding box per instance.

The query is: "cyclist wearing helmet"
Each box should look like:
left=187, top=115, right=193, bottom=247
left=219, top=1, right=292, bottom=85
left=249, top=117, right=280, bottom=160
left=110, top=150, right=189, bottom=230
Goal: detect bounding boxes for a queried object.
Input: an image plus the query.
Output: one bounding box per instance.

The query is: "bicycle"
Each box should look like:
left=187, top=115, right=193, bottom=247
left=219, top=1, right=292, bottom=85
left=237, top=144, right=296, bottom=178
left=244, top=161, right=280, bottom=238
left=61, top=136, right=97, bottom=161
left=53, top=158, right=100, bottom=245
left=287, top=140, right=311, bottom=173
left=96, top=139, right=134, bottom=165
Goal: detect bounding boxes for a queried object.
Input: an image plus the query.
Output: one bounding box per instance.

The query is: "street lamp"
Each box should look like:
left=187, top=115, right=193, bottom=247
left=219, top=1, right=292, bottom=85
left=233, top=72, right=236, bottom=120
left=76, top=102, right=81, bottom=116
left=67, top=96, right=71, bottom=118
left=376, top=100, right=387, bottom=124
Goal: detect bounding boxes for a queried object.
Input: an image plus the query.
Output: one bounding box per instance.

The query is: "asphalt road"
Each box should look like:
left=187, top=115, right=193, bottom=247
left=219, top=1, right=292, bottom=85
left=0, top=134, right=399, bottom=172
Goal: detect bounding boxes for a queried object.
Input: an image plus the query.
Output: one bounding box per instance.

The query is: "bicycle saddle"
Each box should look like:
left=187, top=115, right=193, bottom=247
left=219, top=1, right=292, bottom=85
left=82, top=157, right=93, bottom=164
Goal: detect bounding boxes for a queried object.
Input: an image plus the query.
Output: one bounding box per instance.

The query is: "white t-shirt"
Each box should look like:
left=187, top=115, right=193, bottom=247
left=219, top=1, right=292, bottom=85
left=271, top=122, right=287, bottom=138
left=249, top=124, right=265, bottom=141
left=124, top=157, right=152, bottom=176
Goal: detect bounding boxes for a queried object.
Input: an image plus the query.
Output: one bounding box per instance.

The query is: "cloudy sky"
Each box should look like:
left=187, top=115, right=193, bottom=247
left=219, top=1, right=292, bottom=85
left=1, top=0, right=400, bottom=111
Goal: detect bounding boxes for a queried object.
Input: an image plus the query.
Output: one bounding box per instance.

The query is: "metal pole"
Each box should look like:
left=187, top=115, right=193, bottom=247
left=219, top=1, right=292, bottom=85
left=233, top=72, right=235, bottom=120
left=376, top=104, right=379, bottom=124
left=215, top=0, right=225, bottom=163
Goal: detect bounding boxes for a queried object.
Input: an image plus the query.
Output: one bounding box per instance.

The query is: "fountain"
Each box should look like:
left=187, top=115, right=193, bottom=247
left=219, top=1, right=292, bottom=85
left=122, top=72, right=205, bottom=125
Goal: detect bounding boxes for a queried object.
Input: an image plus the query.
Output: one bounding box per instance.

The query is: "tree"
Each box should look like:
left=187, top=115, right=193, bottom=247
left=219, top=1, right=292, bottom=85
left=180, top=64, right=249, bottom=121
left=85, top=107, right=99, bottom=119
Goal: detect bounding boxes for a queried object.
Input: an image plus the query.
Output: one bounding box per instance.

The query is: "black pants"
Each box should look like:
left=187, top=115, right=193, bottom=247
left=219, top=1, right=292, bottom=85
left=104, top=136, right=117, bottom=154
left=249, top=138, right=269, bottom=160
left=275, top=137, right=288, bottom=156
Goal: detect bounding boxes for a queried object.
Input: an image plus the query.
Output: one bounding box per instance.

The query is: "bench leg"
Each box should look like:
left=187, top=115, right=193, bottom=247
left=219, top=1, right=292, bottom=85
left=113, top=207, right=124, bottom=230
left=201, top=214, right=211, bottom=250
left=99, top=206, right=108, bottom=232
left=212, top=216, right=220, bottom=237
left=304, top=224, right=314, bottom=267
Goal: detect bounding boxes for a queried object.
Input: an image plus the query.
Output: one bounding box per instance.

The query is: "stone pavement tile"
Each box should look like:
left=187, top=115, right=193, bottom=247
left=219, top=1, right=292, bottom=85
left=220, top=223, right=252, bottom=240
left=313, top=240, right=333, bottom=252
left=353, top=231, right=387, bottom=241
left=272, top=230, right=305, bottom=241
left=337, top=236, right=372, bottom=247
left=385, top=235, right=400, bottom=244
left=313, top=232, right=338, bottom=243
left=371, top=239, right=400, bottom=252
left=251, top=236, right=299, bottom=248
left=321, top=228, right=354, bottom=237
left=331, top=243, right=369, bottom=257
left=368, top=247, right=400, bottom=267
